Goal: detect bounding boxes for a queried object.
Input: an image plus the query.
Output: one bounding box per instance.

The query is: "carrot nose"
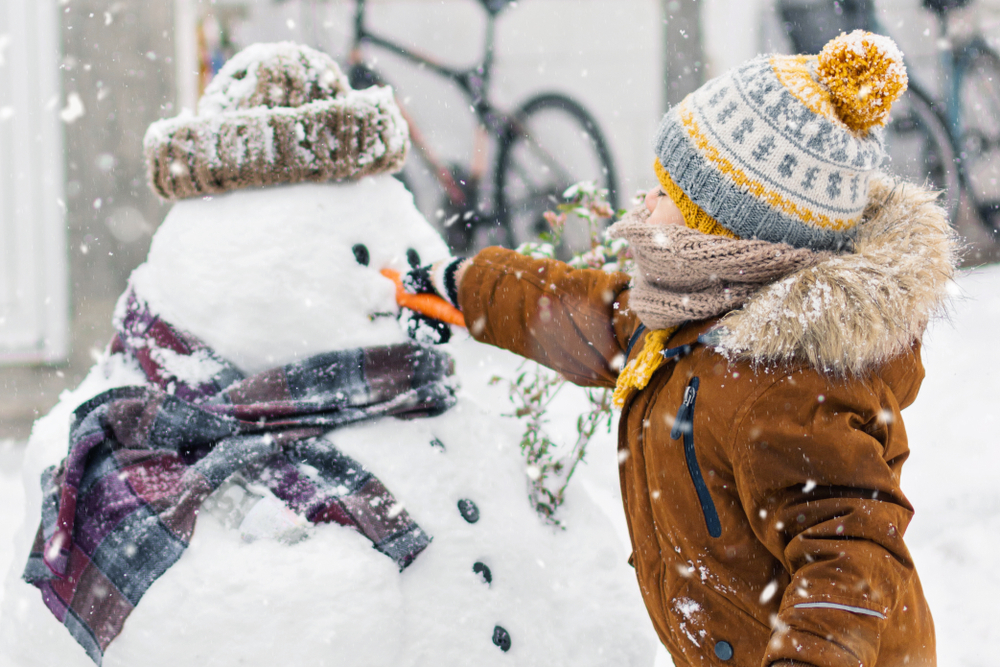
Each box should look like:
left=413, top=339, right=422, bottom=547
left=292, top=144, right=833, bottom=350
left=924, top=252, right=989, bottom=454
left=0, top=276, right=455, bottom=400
left=380, top=268, right=466, bottom=329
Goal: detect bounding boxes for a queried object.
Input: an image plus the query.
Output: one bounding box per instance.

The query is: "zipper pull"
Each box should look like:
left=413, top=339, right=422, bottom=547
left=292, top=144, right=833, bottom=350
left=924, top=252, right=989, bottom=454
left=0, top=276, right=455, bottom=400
left=670, top=378, right=699, bottom=440
left=682, top=384, right=697, bottom=406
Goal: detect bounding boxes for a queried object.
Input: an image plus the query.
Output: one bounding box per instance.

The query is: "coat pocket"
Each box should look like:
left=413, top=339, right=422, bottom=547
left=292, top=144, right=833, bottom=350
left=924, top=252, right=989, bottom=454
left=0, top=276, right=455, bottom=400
left=666, top=578, right=771, bottom=667
left=670, top=377, right=722, bottom=538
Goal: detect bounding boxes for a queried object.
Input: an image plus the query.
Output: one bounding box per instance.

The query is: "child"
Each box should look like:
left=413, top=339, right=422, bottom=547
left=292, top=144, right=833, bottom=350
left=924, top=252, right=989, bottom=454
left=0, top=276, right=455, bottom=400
left=409, top=31, right=955, bottom=666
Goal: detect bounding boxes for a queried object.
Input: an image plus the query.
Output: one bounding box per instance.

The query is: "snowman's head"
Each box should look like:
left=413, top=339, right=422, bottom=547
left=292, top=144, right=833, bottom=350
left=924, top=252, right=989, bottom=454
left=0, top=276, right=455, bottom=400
left=131, top=42, right=453, bottom=374
left=130, top=176, right=450, bottom=375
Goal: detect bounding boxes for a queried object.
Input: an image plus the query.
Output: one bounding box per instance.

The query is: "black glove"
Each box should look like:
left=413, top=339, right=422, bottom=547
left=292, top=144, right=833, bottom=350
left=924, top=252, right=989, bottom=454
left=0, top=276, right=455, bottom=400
left=400, top=258, right=465, bottom=346
left=401, top=258, right=464, bottom=309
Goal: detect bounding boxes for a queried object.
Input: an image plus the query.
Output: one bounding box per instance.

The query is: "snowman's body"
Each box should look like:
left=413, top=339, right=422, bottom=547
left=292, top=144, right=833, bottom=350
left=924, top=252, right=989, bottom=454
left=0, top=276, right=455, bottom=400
left=1, top=176, right=656, bottom=666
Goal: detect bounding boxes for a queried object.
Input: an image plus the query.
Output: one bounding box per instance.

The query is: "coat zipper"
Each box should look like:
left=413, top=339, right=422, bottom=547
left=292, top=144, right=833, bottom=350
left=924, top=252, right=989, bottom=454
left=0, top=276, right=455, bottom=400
left=669, top=377, right=722, bottom=538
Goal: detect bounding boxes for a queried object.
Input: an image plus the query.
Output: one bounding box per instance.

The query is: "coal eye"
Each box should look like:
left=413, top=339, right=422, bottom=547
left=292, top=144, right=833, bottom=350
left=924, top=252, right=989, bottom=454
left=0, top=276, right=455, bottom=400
left=406, top=248, right=421, bottom=268
left=352, top=244, right=370, bottom=266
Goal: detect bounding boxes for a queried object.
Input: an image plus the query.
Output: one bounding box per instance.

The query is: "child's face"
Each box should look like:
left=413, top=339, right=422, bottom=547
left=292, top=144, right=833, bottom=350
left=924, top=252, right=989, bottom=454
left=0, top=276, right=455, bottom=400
left=644, top=187, right=685, bottom=227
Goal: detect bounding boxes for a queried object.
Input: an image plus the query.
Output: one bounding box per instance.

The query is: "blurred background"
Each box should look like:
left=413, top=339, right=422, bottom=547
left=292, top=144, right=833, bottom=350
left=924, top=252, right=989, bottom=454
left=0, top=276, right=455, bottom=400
left=3, top=0, right=1000, bottom=440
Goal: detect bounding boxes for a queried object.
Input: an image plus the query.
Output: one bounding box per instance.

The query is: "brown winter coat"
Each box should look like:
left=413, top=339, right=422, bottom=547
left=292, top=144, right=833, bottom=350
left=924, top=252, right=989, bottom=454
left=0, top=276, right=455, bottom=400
left=457, top=179, right=955, bottom=667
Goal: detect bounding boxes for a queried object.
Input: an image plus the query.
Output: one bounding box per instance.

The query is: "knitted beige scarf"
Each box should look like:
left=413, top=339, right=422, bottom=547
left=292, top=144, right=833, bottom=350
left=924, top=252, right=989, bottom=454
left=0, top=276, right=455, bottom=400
left=608, top=206, right=829, bottom=331
left=607, top=206, right=829, bottom=406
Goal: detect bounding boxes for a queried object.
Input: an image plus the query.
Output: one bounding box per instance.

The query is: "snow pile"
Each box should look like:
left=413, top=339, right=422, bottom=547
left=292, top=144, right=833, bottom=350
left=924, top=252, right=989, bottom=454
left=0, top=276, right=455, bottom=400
left=130, top=177, right=448, bottom=374
left=0, top=439, right=24, bottom=612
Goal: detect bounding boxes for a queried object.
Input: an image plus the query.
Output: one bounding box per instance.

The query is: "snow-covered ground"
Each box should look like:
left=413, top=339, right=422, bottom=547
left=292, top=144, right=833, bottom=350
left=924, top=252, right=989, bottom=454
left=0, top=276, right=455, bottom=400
left=2, top=263, right=998, bottom=665
left=900, top=265, right=1000, bottom=665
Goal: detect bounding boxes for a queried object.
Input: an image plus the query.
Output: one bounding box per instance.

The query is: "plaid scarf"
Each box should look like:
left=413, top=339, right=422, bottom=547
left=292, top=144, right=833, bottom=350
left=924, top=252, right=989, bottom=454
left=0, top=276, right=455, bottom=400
left=23, top=290, right=456, bottom=664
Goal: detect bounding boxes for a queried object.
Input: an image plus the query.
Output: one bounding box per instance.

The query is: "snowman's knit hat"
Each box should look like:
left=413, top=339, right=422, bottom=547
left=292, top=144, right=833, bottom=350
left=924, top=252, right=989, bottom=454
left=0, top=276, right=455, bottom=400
left=144, top=42, right=409, bottom=200
left=654, top=31, right=908, bottom=251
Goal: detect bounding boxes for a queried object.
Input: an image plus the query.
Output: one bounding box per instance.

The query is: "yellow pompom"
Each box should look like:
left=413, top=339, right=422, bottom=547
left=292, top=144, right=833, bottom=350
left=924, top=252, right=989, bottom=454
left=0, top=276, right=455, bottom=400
left=815, top=30, right=908, bottom=133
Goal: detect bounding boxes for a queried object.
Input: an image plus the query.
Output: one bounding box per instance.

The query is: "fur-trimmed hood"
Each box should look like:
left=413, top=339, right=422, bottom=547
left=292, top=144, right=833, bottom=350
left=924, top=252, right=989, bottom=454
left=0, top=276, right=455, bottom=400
left=711, top=175, right=959, bottom=374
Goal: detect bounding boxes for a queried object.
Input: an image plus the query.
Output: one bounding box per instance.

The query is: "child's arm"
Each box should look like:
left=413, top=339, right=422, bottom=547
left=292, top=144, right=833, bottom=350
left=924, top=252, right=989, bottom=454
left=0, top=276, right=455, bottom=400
left=730, top=353, right=927, bottom=667
left=456, top=247, right=638, bottom=388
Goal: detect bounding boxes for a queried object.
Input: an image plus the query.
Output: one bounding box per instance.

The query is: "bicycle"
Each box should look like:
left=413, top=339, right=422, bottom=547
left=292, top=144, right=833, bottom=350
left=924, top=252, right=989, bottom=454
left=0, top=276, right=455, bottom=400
left=779, top=0, right=1000, bottom=238
left=344, top=0, right=620, bottom=255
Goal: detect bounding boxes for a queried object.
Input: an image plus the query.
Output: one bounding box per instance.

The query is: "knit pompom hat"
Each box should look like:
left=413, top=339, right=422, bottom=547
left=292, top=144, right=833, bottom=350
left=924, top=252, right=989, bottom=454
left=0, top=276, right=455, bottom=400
left=654, top=31, right=908, bottom=251
left=144, top=42, right=409, bottom=200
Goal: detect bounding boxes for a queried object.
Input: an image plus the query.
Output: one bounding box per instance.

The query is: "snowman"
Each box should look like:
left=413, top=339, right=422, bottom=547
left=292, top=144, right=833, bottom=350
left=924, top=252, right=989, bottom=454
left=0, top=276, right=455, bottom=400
left=0, top=43, right=656, bottom=667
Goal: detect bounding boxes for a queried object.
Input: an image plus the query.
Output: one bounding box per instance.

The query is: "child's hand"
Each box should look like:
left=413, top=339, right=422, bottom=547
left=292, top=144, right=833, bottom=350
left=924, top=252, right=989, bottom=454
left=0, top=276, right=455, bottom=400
left=397, top=258, right=467, bottom=345
left=401, top=264, right=437, bottom=296
left=401, top=258, right=465, bottom=309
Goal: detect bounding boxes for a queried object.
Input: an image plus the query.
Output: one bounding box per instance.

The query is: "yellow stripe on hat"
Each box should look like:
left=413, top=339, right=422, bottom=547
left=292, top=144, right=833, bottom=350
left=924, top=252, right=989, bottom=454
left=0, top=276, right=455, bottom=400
left=770, top=55, right=842, bottom=123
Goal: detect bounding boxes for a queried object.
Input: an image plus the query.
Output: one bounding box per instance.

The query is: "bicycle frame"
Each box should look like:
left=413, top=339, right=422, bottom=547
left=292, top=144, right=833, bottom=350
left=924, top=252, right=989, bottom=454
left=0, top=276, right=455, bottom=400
left=933, top=14, right=960, bottom=134
left=867, top=1, right=1000, bottom=228
left=350, top=0, right=519, bottom=210
left=346, top=0, right=612, bottom=239
left=350, top=0, right=506, bottom=132
left=938, top=30, right=998, bottom=144
left=868, top=9, right=969, bottom=174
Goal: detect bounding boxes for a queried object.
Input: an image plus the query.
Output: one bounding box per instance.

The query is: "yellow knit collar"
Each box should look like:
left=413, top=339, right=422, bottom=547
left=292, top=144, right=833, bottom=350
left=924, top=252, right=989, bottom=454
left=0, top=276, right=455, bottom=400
left=612, top=325, right=680, bottom=408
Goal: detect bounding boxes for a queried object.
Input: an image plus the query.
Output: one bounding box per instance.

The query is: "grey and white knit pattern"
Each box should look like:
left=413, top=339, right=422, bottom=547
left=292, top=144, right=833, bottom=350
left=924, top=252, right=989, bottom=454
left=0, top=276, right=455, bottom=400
left=144, top=43, right=409, bottom=201
left=655, top=56, right=886, bottom=251
left=608, top=205, right=827, bottom=330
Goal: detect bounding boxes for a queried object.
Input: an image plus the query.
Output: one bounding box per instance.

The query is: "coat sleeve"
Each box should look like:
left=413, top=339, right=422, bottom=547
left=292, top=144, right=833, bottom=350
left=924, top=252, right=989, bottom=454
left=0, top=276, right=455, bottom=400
left=457, top=247, right=638, bottom=388
left=729, top=370, right=919, bottom=667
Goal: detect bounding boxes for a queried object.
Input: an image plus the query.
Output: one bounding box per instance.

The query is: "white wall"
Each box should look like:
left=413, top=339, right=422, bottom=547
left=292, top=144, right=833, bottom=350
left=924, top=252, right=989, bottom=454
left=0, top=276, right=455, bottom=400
left=702, top=0, right=766, bottom=77
left=0, top=0, right=68, bottom=363
left=191, top=0, right=664, bottom=217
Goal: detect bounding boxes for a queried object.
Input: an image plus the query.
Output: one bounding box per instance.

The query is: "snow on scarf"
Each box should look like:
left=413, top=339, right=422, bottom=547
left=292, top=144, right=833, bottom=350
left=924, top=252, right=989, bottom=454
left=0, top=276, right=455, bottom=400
left=23, top=290, right=457, bottom=664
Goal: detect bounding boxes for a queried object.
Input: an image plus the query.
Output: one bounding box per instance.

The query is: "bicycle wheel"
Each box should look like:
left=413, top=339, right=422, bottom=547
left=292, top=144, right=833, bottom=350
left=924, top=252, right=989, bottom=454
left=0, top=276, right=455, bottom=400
left=957, top=42, right=1000, bottom=236
left=881, top=85, right=961, bottom=223
left=495, top=93, right=619, bottom=257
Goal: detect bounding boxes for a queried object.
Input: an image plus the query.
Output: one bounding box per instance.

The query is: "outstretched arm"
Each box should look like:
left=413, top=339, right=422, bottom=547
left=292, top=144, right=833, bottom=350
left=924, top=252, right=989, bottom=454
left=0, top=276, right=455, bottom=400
left=455, top=247, right=638, bottom=388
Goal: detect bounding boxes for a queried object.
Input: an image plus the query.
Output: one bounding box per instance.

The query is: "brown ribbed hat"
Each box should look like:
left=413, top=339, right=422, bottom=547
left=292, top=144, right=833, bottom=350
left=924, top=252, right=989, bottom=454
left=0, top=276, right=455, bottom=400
left=144, top=42, right=409, bottom=200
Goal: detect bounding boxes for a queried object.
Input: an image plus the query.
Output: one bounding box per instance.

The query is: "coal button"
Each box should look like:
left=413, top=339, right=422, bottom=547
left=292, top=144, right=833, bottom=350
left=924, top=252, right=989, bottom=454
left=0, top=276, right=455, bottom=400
left=714, top=640, right=733, bottom=661
left=492, top=625, right=511, bottom=652
left=458, top=498, right=480, bottom=523
left=473, top=561, right=492, bottom=585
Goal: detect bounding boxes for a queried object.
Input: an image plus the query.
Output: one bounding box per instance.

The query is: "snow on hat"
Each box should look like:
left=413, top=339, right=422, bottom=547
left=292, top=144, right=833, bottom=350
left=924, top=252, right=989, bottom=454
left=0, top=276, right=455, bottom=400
left=653, top=30, right=908, bottom=251
left=144, top=42, right=409, bottom=200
